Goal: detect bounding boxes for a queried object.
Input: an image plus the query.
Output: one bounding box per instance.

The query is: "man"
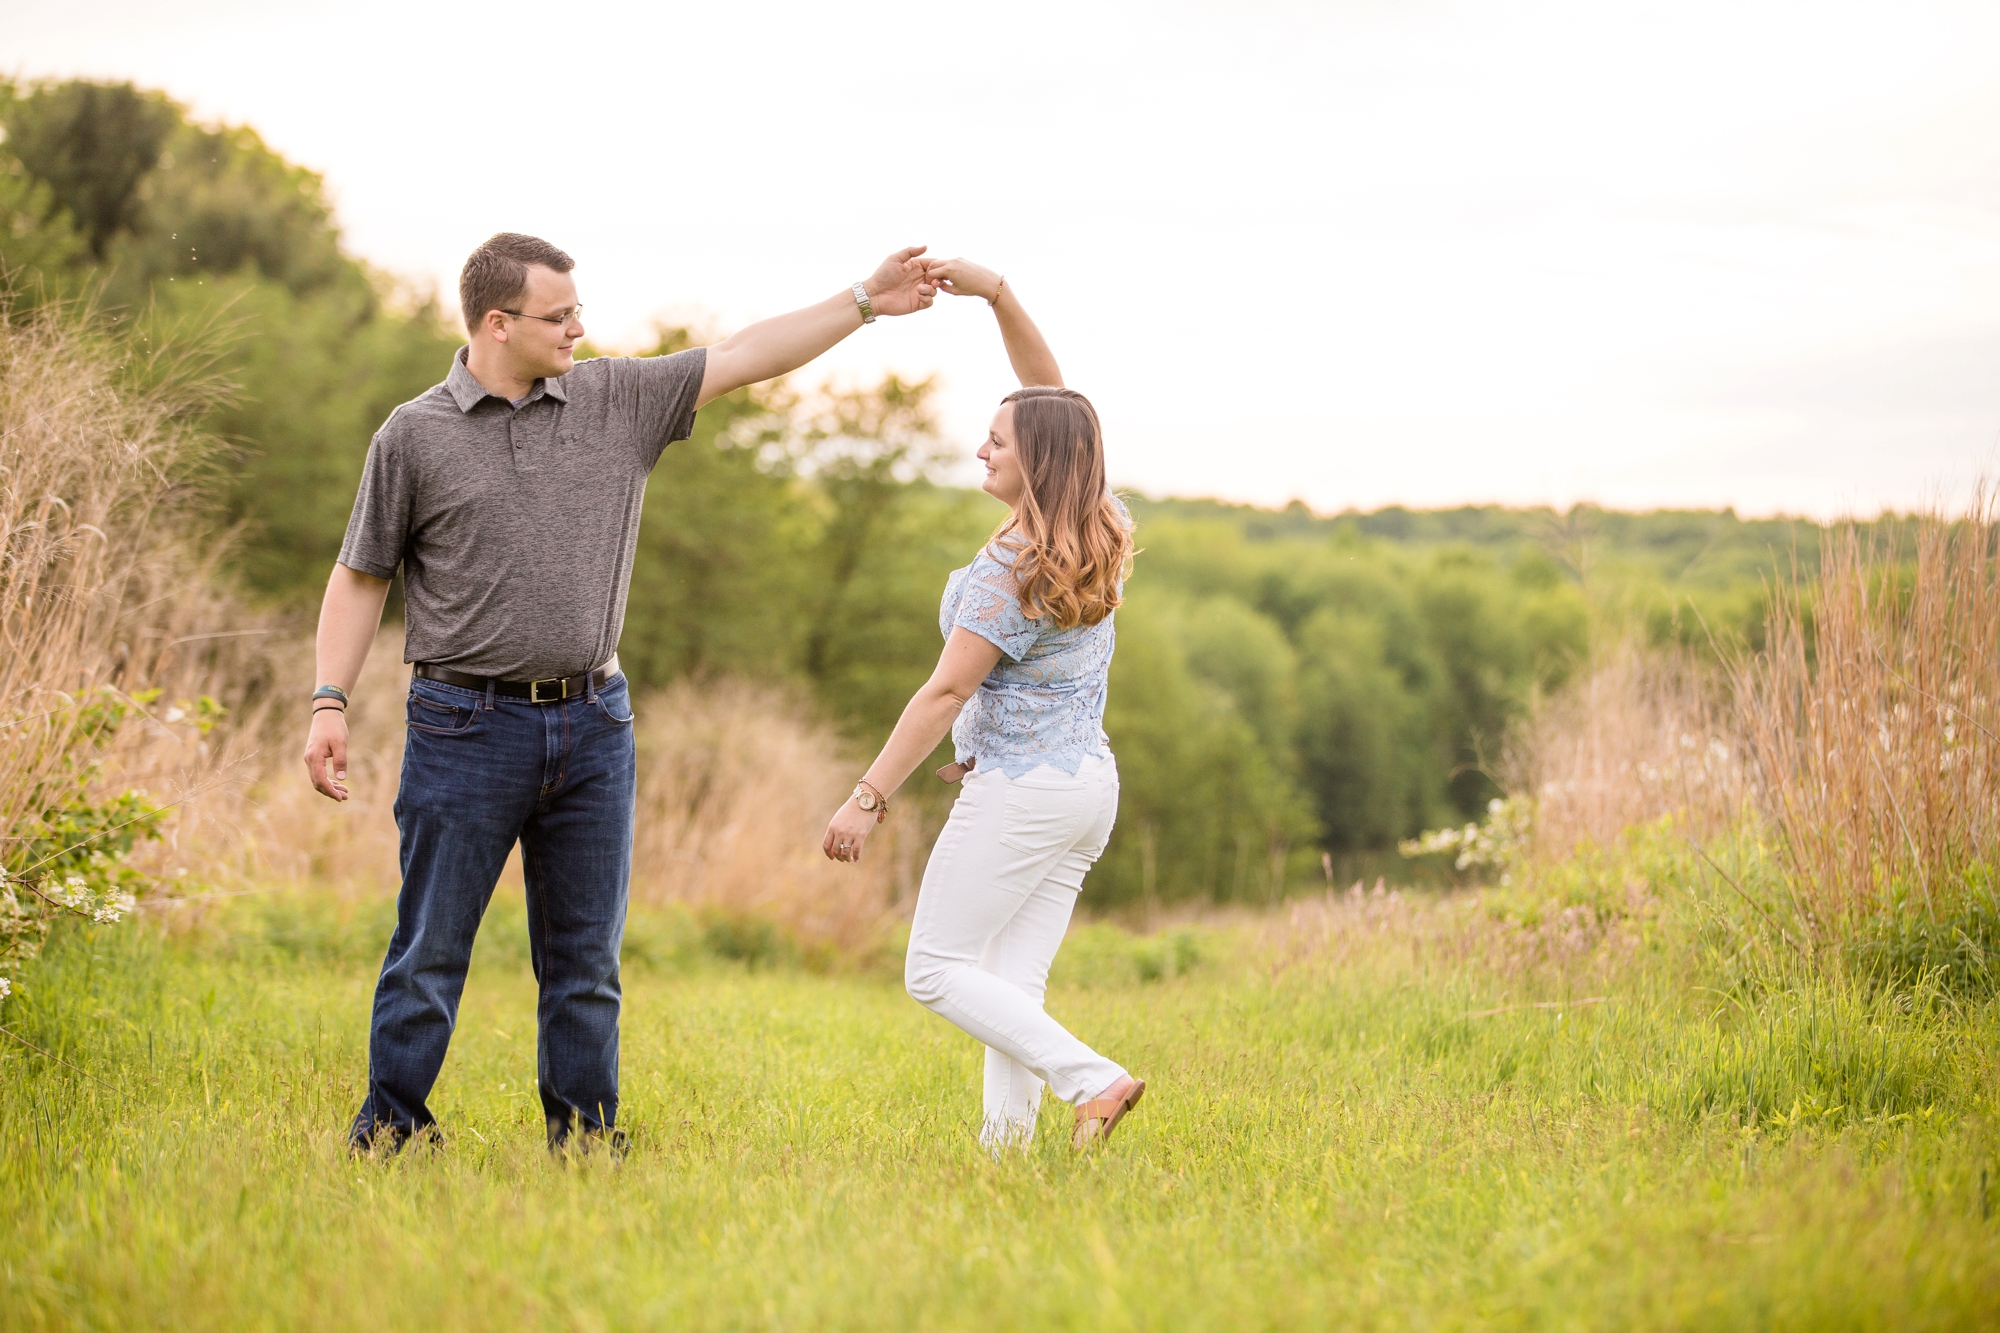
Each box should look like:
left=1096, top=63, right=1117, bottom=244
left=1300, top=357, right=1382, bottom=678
left=303, top=233, right=937, bottom=1151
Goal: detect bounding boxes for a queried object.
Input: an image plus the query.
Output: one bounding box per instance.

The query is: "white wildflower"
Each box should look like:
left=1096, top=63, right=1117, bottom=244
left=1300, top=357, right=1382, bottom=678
left=1400, top=796, right=1534, bottom=871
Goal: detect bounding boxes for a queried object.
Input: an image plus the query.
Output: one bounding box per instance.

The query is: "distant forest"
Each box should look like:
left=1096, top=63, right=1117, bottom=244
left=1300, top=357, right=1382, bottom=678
left=0, top=78, right=1868, bottom=901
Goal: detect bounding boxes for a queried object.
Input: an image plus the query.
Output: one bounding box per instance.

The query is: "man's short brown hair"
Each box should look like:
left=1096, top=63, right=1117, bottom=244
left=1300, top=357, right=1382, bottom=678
left=459, top=233, right=575, bottom=335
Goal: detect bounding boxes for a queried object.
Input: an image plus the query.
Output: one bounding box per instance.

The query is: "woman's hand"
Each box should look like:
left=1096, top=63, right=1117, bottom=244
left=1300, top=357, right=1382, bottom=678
left=817, top=630, right=1002, bottom=866
left=925, top=257, right=1004, bottom=303
left=926, top=260, right=1061, bottom=387
left=821, top=797, right=884, bottom=864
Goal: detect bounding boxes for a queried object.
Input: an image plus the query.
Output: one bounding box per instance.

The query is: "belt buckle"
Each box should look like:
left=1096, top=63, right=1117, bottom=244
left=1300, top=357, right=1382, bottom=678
left=529, top=677, right=568, bottom=704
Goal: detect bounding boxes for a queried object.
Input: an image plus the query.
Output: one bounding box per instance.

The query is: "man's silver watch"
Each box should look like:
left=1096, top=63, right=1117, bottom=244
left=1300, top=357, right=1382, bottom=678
left=852, top=281, right=876, bottom=325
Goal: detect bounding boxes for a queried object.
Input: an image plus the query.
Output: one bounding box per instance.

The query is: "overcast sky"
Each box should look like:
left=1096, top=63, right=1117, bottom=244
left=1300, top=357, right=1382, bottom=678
left=7, top=0, right=1998, bottom=516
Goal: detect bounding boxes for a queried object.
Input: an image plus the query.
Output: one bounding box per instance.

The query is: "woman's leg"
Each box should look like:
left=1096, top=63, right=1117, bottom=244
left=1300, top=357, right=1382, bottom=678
left=906, top=758, right=1124, bottom=1110
left=975, top=837, right=1100, bottom=1145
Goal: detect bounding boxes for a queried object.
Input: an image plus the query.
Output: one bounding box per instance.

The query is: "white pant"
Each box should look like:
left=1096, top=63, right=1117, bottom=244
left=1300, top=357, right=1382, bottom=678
left=904, top=754, right=1126, bottom=1148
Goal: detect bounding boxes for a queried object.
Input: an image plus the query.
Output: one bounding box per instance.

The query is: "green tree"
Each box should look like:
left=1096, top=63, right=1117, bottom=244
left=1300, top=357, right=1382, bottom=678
left=1175, top=593, right=1300, bottom=760
left=0, top=78, right=461, bottom=606
left=620, top=330, right=818, bottom=685
left=0, top=80, right=176, bottom=260
left=0, top=152, right=87, bottom=292
left=1293, top=605, right=1439, bottom=850
left=1097, top=590, right=1318, bottom=904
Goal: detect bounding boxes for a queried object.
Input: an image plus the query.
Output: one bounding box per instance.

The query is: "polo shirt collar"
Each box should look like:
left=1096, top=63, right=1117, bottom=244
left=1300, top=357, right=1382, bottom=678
left=445, top=345, right=570, bottom=413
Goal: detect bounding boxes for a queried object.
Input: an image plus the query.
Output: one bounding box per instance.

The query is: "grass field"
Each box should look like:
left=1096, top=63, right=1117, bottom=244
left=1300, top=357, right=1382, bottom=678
left=3, top=891, right=1998, bottom=1331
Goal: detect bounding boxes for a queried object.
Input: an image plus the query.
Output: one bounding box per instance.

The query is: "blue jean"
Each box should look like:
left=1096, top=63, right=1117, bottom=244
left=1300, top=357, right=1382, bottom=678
left=349, top=672, right=636, bottom=1150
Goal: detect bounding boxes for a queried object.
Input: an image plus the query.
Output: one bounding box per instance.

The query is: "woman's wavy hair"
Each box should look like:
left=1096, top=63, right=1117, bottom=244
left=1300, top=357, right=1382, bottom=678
left=989, top=386, right=1133, bottom=630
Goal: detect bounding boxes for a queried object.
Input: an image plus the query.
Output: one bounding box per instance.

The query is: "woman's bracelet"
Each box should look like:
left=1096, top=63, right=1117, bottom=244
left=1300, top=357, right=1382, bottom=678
left=988, top=276, right=1007, bottom=309
left=851, top=778, right=889, bottom=819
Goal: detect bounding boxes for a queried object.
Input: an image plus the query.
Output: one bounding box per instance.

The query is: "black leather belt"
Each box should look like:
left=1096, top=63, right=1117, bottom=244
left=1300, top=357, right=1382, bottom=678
left=412, top=655, right=620, bottom=704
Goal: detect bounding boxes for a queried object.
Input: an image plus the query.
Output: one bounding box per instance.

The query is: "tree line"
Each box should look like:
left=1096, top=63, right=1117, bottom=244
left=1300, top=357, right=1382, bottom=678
left=1, top=79, right=1829, bottom=903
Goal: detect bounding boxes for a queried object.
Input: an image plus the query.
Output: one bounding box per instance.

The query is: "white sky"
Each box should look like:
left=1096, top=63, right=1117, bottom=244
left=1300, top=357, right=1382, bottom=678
left=6, top=0, right=1998, bottom=517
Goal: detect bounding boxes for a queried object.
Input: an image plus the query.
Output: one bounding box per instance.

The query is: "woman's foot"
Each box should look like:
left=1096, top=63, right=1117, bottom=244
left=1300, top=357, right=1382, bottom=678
left=1072, top=1075, right=1145, bottom=1149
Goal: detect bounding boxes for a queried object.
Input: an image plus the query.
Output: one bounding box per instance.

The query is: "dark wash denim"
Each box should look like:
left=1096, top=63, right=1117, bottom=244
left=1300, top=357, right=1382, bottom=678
left=350, top=672, right=636, bottom=1150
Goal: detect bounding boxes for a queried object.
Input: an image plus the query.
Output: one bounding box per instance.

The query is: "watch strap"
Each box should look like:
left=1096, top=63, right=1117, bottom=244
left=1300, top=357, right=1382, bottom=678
left=851, top=779, right=888, bottom=815
left=851, top=282, right=876, bottom=324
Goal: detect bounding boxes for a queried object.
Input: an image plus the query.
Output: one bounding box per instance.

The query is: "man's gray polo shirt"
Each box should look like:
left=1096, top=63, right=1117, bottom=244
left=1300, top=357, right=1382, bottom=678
left=338, top=344, right=707, bottom=680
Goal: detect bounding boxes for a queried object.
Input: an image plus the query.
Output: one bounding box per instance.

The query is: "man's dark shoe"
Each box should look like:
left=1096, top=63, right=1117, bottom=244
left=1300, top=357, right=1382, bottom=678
left=348, top=1116, right=444, bottom=1157
left=548, top=1112, right=627, bottom=1161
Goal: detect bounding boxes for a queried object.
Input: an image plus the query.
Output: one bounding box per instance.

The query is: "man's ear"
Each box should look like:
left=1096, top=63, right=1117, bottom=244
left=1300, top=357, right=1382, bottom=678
left=482, top=309, right=511, bottom=344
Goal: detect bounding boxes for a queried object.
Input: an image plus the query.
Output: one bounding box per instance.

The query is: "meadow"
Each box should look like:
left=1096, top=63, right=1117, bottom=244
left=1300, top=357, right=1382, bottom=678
left=6, top=885, right=1996, bottom=1331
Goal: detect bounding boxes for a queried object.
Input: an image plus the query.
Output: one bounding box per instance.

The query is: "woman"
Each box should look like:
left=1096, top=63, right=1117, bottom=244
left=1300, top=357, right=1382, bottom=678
left=821, top=258, right=1144, bottom=1152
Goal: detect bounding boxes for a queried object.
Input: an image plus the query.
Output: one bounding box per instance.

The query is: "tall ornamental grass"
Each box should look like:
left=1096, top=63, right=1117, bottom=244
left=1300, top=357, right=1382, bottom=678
left=627, top=677, right=933, bottom=962
left=1735, top=503, right=2000, bottom=946
left=1491, top=496, right=1999, bottom=988
left=0, top=304, right=270, bottom=989
left=1506, top=638, right=1748, bottom=865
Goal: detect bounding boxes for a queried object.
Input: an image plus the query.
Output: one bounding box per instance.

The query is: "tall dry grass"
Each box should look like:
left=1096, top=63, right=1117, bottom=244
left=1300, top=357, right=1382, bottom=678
left=628, top=678, right=931, bottom=957
left=1505, top=638, right=1749, bottom=863
left=0, top=309, right=202, bottom=853
left=1504, top=496, right=1997, bottom=974
left=176, top=645, right=923, bottom=960
left=0, top=306, right=280, bottom=863
left=1734, top=504, right=2000, bottom=936
left=155, top=627, right=408, bottom=900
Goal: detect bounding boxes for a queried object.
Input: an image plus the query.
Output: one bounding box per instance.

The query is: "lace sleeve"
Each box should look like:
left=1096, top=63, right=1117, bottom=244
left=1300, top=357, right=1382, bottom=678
left=951, top=549, right=1041, bottom=661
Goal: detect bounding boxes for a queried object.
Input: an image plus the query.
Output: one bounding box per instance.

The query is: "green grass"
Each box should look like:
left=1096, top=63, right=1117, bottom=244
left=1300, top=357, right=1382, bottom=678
left=3, top=893, right=1998, bottom=1330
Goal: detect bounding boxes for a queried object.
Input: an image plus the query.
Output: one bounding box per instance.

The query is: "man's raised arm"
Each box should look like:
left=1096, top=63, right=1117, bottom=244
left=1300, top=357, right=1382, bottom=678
left=694, top=246, right=936, bottom=408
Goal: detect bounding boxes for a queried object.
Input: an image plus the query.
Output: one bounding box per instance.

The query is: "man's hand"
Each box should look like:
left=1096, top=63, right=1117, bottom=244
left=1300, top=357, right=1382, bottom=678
left=303, top=708, right=352, bottom=801
left=862, top=245, right=939, bottom=316
left=305, top=563, right=389, bottom=802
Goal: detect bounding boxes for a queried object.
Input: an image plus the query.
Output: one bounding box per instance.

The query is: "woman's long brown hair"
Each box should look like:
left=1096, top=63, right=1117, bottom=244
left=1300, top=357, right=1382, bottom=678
left=990, top=386, right=1132, bottom=630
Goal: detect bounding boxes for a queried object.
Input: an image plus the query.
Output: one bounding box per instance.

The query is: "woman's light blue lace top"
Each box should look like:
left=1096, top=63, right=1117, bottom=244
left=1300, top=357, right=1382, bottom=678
left=940, top=504, right=1126, bottom=779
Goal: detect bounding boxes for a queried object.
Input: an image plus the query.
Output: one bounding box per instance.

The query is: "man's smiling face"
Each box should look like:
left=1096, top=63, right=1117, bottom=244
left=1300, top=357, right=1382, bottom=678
left=499, top=264, right=585, bottom=380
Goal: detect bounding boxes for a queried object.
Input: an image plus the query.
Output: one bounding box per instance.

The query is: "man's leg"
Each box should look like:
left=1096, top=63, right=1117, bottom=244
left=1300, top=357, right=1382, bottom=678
left=350, top=686, right=540, bottom=1150
left=519, top=679, right=637, bottom=1147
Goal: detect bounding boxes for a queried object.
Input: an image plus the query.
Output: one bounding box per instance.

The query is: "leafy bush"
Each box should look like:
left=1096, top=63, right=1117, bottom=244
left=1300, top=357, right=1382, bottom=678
left=0, top=690, right=170, bottom=997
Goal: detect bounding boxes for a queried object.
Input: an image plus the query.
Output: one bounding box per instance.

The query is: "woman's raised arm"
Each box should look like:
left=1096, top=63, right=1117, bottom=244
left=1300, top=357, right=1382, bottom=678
left=927, top=258, right=1063, bottom=388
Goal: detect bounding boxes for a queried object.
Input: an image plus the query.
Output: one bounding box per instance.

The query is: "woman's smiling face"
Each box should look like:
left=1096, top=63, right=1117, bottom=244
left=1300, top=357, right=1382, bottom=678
left=978, top=403, right=1026, bottom=507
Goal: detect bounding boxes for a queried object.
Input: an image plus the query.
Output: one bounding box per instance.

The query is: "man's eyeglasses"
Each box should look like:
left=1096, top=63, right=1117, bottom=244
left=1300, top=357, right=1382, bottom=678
left=501, top=304, right=584, bottom=326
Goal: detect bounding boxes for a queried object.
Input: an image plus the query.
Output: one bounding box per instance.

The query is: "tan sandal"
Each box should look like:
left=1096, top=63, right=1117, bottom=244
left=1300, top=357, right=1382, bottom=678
left=1072, top=1075, right=1145, bottom=1149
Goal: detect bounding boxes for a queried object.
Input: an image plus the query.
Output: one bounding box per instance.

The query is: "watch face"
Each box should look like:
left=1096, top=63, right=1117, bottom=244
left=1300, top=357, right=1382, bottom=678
left=855, top=788, right=878, bottom=810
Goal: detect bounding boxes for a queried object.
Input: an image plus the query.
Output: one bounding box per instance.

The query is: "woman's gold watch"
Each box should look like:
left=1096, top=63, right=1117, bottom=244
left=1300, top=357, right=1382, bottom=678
left=852, top=780, right=888, bottom=819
